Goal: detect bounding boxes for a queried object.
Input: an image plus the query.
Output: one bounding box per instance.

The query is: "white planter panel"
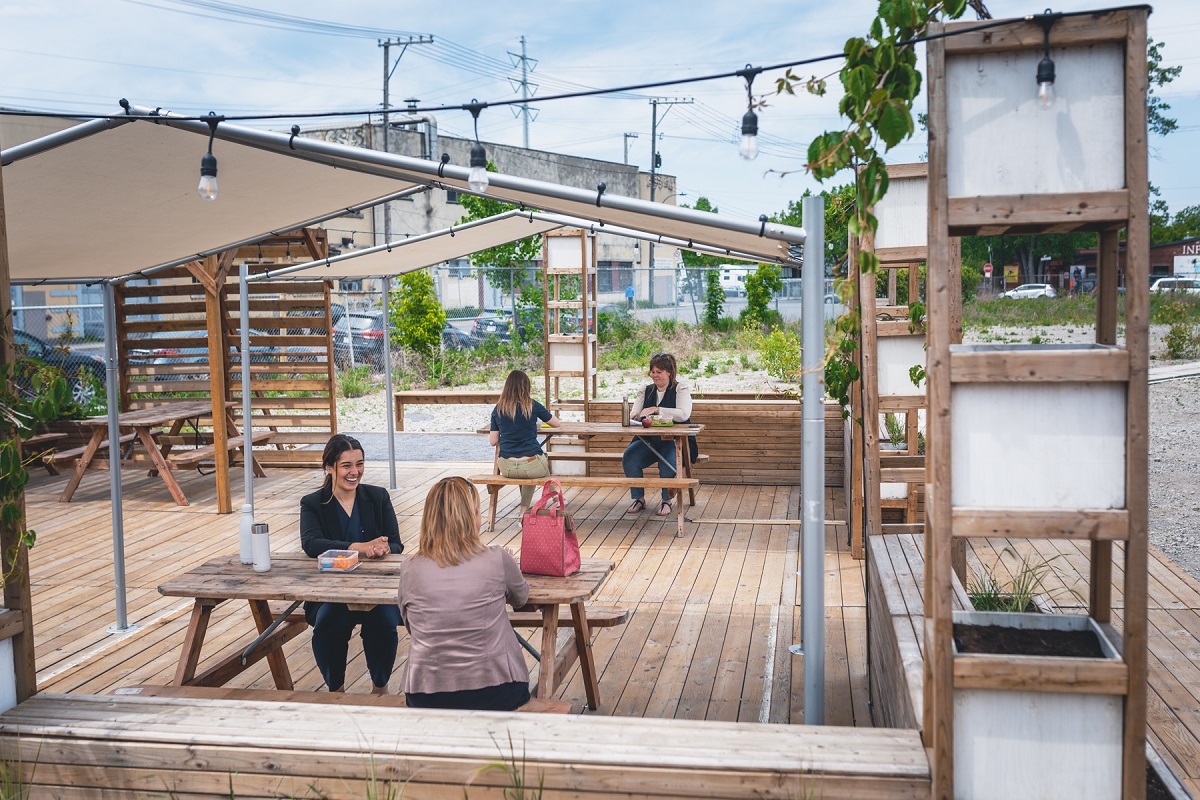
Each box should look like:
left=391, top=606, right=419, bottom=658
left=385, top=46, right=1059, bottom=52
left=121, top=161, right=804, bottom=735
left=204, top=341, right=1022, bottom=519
left=545, top=234, right=592, bottom=271
left=877, top=334, right=927, bottom=397
left=945, top=43, right=1125, bottom=197
left=881, top=483, right=909, bottom=500
left=547, top=441, right=586, bottom=476
left=548, top=341, right=584, bottom=373
left=953, top=612, right=1122, bottom=800
left=0, top=638, right=16, bottom=713
left=875, top=175, right=928, bottom=250
left=951, top=382, right=1125, bottom=508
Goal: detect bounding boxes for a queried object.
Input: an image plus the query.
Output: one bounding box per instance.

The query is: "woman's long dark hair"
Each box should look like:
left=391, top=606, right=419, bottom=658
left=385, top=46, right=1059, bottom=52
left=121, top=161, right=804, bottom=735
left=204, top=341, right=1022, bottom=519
left=320, top=434, right=364, bottom=499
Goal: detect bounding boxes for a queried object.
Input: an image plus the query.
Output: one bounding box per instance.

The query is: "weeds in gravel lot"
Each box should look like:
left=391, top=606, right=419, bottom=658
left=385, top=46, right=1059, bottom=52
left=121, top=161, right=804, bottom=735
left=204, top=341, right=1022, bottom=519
left=337, top=366, right=375, bottom=398
left=965, top=293, right=1200, bottom=331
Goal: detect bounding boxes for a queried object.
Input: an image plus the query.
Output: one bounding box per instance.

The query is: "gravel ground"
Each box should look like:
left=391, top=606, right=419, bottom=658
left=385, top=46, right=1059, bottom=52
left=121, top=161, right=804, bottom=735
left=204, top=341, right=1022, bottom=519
left=336, top=327, right=1200, bottom=581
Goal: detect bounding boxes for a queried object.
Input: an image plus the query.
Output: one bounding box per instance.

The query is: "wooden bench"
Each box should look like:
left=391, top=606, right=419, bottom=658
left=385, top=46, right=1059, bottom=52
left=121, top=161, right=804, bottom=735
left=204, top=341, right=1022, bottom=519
left=394, top=389, right=501, bottom=431
left=19, top=431, right=68, bottom=475
left=166, top=431, right=276, bottom=474
left=508, top=604, right=630, bottom=629
left=42, top=432, right=137, bottom=467
left=469, top=474, right=699, bottom=537
left=0, top=692, right=931, bottom=798
left=113, top=683, right=574, bottom=713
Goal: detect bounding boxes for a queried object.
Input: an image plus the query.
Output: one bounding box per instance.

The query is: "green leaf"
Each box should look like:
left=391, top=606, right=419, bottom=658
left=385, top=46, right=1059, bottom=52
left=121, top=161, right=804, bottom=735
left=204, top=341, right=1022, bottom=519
left=877, top=100, right=912, bottom=148
left=943, top=0, right=968, bottom=19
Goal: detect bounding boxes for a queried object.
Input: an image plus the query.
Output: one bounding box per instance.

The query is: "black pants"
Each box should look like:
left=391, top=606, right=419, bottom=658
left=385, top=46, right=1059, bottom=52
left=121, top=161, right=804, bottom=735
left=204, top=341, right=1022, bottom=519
left=406, top=680, right=530, bottom=711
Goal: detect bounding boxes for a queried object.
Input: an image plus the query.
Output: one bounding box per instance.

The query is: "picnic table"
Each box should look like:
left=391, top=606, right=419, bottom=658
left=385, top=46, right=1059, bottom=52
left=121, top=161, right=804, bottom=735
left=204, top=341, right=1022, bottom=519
left=158, top=552, right=617, bottom=710
left=57, top=400, right=271, bottom=506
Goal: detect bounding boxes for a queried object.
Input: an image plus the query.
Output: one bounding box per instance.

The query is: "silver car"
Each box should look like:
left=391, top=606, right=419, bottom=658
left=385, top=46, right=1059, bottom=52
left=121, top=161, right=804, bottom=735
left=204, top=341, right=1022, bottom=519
left=1002, top=283, right=1057, bottom=299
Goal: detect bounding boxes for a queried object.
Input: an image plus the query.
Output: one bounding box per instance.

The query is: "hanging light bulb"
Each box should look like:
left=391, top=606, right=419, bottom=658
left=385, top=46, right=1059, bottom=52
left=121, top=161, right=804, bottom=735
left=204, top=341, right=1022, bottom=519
left=468, top=140, right=489, bottom=192
left=739, top=109, right=759, bottom=160
left=197, top=112, right=222, bottom=202
left=1034, top=9, right=1060, bottom=111
left=735, top=64, right=763, bottom=161
left=464, top=99, right=489, bottom=193
left=197, top=151, right=218, bottom=201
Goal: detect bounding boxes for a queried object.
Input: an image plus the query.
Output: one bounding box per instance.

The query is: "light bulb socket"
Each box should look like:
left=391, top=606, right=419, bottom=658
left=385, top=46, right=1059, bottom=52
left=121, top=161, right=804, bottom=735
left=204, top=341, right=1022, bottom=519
left=199, top=151, right=218, bottom=179
left=741, top=109, right=758, bottom=137
left=1036, top=55, right=1056, bottom=87
left=469, top=140, right=487, bottom=170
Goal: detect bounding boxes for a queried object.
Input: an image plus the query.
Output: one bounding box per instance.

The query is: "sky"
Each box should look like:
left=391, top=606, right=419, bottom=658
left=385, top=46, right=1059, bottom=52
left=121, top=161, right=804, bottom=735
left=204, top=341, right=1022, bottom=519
left=0, top=0, right=1196, bottom=227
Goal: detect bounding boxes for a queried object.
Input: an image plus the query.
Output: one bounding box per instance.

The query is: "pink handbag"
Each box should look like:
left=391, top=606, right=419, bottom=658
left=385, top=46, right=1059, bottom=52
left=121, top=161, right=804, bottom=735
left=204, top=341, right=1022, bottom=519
left=519, top=480, right=581, bottom=577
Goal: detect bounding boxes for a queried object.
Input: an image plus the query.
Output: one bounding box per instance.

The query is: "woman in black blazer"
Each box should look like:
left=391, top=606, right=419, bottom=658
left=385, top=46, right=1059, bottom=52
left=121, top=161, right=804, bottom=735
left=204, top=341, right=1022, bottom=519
left=300, top=434, right=404, bottom=693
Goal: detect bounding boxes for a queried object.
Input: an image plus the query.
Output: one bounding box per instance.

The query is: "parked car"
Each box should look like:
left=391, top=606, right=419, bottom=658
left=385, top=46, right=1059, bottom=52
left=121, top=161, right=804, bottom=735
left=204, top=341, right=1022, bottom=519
left=442, top=321, right=477, bottom=351
left=1150, top=276, right=1200, bottom=295
left=145, top=329, right=276, bottom=380
left=471, top=309, right=542, bottom=343
left=1002, top=283, right=1057, bottom=299
left=333, top=311, right=387, bottom=370
left=11, top=329, right=106, bottom=406
left=286, top=302, right=346, bottom=335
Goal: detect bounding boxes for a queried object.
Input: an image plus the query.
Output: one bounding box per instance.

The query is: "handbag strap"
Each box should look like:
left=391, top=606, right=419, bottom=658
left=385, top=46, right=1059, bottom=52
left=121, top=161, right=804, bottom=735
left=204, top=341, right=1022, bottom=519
left=530, top=478, right=565, bottom=515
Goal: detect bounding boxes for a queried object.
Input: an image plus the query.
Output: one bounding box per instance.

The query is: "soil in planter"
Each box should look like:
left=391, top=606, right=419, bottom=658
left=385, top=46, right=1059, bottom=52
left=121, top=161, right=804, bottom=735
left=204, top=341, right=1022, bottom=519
left=953, top=623, right=1105, bottom=658
left=1147, top=763, right=1174, bottom=800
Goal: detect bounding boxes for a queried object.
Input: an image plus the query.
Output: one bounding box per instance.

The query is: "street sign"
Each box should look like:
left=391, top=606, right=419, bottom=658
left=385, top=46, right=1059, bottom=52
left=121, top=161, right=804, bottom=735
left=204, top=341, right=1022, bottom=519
left=983, top=262, right=993, bottom=277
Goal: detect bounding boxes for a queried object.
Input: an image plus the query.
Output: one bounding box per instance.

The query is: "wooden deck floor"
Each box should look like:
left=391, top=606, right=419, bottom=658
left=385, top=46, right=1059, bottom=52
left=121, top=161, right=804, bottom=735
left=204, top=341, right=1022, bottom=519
left=22, top=461, right=868, bottom=726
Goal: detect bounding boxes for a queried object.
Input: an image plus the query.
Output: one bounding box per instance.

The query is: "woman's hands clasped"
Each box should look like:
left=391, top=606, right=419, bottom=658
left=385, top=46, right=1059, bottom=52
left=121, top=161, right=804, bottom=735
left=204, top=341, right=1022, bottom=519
left=351, top=536, right=391, bottom=559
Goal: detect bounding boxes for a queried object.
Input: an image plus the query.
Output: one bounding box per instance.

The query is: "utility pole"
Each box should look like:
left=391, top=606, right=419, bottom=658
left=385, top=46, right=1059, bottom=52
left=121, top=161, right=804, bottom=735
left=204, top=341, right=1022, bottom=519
left=507, top=36, right=539, bottom=149
left=379, top=36, right=433, bottom=244
left=647, top=98, right=692, bottom=304
left=623, top=132, right=639, bottom=165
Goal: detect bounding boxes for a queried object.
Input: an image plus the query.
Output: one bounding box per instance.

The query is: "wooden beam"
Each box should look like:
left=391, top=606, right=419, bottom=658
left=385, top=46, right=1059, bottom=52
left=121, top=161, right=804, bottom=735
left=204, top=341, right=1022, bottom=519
left=203, top=255, right=232, bottom=514
left=0, top=159, right=37, bottom=703
left=942, top=10, right=1132, bottom=54
left=950, top=346, right=1129, bottom=383
left=876, top=245, right=929, bottom=265
left=954, top=654, right=1128, bottom=695
left=182, top=259, right=218, bottom=297
left=951, top=508, right=1129, bottom=541
left=948, top=190, right=1130, bottom=232
left=877, top=319, right=923, bottom=337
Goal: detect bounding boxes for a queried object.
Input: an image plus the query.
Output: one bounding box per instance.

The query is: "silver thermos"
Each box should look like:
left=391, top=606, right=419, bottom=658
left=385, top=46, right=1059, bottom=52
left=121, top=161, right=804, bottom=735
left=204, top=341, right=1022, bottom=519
left=252, top=522, right=271, bottom=572
left=622, top=395, right=631, bottom=426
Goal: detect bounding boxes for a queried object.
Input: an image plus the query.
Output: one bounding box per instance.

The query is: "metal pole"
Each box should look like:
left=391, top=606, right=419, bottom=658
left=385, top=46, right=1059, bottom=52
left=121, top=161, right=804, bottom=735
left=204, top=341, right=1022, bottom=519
left=800, top=195, right=825, bottom=724
left=240, top=263, right=254, bottom=510
left=344, top=289, right=356, bottom=367
left=648, top=102, right=658, bottom=307
left=382, top=276, right=397, bottom=490
left=102, top=281, right=131, bottom=632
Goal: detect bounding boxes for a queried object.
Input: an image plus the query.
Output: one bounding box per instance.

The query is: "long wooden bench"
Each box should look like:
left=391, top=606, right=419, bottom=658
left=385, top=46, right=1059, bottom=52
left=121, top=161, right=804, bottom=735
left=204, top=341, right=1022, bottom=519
left=0, top=692, right=931, bottom=798
left=42, top=432, right=137, bottom=467
left=394, top=389, right=501, bottom=431
left=113, top=683, right=574, bottom=713
left=166, top=430, right=276, bottom=471
left=19, top=431, right=68, bottom=475
left=469, top=474, right=698, bottom=537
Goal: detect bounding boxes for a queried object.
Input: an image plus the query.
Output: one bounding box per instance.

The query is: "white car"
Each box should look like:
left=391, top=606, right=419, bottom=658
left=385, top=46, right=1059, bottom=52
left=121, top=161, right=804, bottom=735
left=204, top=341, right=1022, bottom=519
left=1003, top=283, right=1056, bottom=299
left=1150, top=277, right=1200, bottom=295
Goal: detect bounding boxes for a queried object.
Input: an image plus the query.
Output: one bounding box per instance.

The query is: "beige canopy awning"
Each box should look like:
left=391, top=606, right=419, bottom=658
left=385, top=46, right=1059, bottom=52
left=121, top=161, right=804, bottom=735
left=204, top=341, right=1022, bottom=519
left=1, top=105, right=804, bottom=283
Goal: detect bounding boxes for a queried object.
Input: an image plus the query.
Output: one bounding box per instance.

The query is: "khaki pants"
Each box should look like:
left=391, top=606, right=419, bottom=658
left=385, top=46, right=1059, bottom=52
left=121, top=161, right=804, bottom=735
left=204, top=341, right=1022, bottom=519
left=497, top=453, right=550, bottom=510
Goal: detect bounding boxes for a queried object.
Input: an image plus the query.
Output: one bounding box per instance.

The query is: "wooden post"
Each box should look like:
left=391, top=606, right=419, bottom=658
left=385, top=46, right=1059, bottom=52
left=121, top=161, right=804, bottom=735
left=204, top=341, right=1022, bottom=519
left=203, top=255, right=232, bottom=514
left=0, top=157, right=37, bottom=702
left=848, top=238, right=866, bottom=559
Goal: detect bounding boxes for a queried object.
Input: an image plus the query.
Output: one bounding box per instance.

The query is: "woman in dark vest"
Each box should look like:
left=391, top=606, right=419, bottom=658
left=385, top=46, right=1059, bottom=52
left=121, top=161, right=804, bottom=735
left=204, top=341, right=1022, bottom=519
left=622, top=352, right=697, bottom=516
left=300, top=434, right=404, bottom=693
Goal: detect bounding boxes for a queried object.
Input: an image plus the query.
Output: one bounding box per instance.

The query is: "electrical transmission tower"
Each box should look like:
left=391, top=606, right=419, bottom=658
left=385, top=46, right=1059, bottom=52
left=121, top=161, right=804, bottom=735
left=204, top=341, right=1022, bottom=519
left=508, top=35, right=539, bottom=148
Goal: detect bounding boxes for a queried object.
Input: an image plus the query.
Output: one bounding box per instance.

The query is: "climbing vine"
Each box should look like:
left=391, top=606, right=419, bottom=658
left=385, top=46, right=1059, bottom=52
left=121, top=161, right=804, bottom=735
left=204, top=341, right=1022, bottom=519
left=774, top=0, right=967, bottom=413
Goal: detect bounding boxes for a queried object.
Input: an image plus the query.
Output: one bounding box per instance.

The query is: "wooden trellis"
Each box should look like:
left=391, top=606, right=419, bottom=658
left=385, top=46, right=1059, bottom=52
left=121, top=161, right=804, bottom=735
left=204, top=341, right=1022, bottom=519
left=849, top=163, right=963, bottom=562
left=926, top=9, right=1149, bottom=799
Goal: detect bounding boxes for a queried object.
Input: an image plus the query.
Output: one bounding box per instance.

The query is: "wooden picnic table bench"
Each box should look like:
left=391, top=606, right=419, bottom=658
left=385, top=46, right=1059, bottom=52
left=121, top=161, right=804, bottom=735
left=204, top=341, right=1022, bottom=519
left=114, top=683, right=574, bottom=713
left=394, top=389, right=501, bottom=431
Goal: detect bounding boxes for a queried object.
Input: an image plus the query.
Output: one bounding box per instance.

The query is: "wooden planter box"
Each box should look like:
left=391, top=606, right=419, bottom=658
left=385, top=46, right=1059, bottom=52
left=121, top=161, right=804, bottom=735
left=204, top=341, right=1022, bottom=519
left=952, top=610, right=1124, bottom=800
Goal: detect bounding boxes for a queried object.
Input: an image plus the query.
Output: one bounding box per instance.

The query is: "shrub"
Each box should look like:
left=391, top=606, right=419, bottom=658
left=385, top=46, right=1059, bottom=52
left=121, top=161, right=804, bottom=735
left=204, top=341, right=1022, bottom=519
left=704, top=270, right=724, bottom=327
left=388, top=270, right=446, bottom=360
left=1160, top=298, right=1200, bottom=359
left=741, top=263, right=783, bottom=328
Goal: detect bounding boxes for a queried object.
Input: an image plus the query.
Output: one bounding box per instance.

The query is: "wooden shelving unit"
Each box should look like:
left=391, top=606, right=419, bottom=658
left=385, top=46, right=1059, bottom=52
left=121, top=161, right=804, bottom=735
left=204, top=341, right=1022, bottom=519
left=925, top=9, right=1149, bottom=799
left=542, top=228, right=598, bottom=417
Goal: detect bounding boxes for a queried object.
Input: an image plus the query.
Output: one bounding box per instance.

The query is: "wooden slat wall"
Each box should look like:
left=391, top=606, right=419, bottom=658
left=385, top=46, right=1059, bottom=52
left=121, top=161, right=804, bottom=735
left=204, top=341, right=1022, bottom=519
left=117, top=273, right=336, bottom=468
left=585, top=399, right=845, bottom=486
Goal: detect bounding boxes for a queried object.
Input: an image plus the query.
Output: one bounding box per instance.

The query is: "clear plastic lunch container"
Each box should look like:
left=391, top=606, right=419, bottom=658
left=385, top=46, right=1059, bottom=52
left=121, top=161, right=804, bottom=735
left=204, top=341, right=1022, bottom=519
left=317, top=549, right=360, bottom=572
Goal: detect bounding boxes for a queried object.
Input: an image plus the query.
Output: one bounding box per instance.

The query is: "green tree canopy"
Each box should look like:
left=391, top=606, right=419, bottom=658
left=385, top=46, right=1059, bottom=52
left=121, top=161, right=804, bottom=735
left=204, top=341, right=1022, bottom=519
left=457, top=162, right=543, bottom=301
left=388, top=269, right=446, bottom=360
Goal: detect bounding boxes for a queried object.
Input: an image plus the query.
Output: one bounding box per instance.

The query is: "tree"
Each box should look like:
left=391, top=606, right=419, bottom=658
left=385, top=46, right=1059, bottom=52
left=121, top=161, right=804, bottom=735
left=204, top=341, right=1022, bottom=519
left=741, top=263, right=784, bottom=328
left=457, top=162, right=542, bottom=304
left=1147, top=37, right=1182, bottom=138
left=961, top=231, right=1095, bottom=285
left=771, top=184, right=855, bottom=272
left=388, top=269, right=446, bottom=360
left=704, top=270, right=724, bottom=327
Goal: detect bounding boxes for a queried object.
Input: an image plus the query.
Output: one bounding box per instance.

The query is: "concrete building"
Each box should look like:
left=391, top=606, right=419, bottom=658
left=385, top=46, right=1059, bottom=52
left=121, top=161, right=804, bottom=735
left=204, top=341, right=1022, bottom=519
left=302, top=121, right=679, bottom=309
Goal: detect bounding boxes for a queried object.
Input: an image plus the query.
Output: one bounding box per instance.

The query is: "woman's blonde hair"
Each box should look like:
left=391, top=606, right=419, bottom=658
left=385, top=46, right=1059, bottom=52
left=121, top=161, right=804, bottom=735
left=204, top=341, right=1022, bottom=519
left=496, top=369, right=534, bottom=421
left=419, top=476, right=485, bottom=568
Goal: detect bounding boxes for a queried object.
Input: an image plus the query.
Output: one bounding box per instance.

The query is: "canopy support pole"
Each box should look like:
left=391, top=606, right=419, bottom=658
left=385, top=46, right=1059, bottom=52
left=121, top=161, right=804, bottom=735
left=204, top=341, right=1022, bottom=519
left=382, top=276, right=397, bottom=490
left=102, top=280, right=133, bottom=633
left=800, top=195, right=825, bottom=724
